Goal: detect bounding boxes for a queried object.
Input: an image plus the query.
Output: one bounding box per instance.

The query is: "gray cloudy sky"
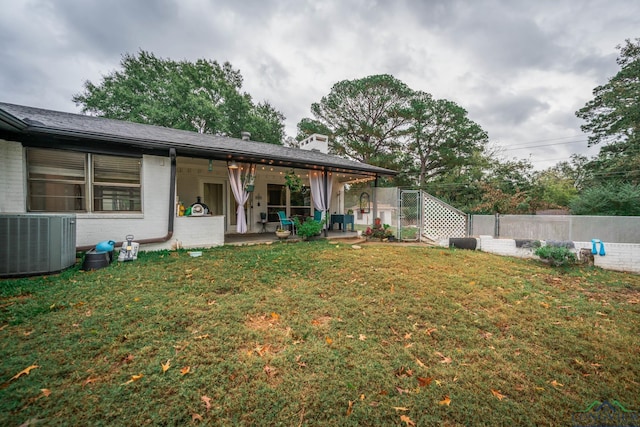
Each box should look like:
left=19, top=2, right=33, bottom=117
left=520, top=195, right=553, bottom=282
left=1, top=0, right=638, bottom=169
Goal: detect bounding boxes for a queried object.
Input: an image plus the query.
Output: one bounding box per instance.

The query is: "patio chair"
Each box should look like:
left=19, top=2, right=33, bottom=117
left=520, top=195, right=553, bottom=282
left=277, top=211, right=296, bottom=233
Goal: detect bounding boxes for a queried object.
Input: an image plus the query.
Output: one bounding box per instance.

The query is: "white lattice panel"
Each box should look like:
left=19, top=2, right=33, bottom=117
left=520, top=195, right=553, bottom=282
left=423, top=194, right=467, bottom=240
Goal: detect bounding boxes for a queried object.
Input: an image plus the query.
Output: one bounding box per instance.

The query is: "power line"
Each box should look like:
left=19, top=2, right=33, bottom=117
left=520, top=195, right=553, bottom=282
left=500, top=139, right=588, bottom=151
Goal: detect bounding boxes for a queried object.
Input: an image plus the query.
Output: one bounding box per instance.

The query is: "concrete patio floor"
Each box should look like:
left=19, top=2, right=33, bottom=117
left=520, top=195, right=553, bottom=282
left=224, top=230, right=360, bottom=245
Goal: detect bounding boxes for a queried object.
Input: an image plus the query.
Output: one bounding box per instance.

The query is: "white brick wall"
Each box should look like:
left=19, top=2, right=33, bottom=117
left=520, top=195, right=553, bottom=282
left=143, top=215, right=225, bottom=251
left=574, top=241, right=640, bottom=274
left=442, top=235, right=640, bottom=275
left=0, top=139, right=26, bottom=213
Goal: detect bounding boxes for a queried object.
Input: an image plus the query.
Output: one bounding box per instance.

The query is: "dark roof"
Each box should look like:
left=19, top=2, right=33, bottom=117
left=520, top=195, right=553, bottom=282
left=0, top=102, right=396, bottom=176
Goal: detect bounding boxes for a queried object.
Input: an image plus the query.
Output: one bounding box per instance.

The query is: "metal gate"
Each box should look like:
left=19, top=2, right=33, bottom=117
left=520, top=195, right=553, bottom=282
left=398, top=189, right=421, bottom=241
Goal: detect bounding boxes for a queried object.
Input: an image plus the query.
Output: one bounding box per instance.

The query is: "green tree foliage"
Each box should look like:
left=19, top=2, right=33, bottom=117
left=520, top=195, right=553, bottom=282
left=295, top=117, right=332, bottom=141
left=403, top=92, right=489, bottom=186
left=531, top=169, right=578, bottom=208
left=469, top=157, right=538, bottom=214
left=73, top=50, right=285, bottom=144
left=569, top=183, right=640, bottom=215
left=307, top=74, right=414, bottom=166
left=576, top=38, right=640, bottom=184
left=301, top=74, right=491, bottom=192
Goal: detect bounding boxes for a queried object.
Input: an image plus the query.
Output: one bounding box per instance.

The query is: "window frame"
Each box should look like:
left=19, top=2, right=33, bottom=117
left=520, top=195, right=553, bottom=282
left=26, top=148, right=142, bottom=214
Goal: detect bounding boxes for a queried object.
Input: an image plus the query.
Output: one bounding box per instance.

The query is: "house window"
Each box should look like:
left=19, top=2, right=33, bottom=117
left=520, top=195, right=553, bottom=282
left=27, top=148, right=141, bottom=213
left=92, top=154, right=141, bottom=211
left=290, top=186, right=311, bottom=218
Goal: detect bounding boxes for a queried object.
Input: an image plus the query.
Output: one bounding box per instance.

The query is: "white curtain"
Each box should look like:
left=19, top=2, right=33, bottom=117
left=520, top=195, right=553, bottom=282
left=309, top=171, right=333, bottom=226
left=228, top=163, right=255, bottom=233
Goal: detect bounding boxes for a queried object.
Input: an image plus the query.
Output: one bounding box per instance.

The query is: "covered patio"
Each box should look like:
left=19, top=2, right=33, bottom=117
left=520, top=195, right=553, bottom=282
left=174, top=134, right=396, bottom=246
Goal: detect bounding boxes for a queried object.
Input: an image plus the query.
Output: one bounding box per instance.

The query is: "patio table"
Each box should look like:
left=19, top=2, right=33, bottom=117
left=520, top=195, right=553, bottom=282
left=330, top=214, right=355, bottom=232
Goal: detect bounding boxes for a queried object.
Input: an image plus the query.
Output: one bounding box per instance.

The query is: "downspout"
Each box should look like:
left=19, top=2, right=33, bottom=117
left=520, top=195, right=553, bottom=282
left=76, top=148, right=176, bottom=251
left=323, top=171, right=328, bottom=237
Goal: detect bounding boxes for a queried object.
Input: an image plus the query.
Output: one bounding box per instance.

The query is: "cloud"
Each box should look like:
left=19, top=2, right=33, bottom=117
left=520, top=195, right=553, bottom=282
left=0, top=0, right=638, bottom=171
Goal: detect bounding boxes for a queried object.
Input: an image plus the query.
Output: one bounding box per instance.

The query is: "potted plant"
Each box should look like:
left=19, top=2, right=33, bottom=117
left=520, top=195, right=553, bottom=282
left=364, top=223, right=394, bottom=241
left=275, top=227, right=291, bottom=239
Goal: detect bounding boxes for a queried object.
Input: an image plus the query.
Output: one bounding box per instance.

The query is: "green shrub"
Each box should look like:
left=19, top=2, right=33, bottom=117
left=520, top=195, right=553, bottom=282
left=534, top=245, right=577, bottom=267
left=294, top=218, right=323, bottom=240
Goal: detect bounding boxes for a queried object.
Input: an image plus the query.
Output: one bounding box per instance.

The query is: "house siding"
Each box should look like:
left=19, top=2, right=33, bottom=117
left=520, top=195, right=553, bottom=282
left=74, top=154, right=171, bottom=247
left=0, top=139, right=26, bottom=213
left=0, top=139, right=176, bottom=248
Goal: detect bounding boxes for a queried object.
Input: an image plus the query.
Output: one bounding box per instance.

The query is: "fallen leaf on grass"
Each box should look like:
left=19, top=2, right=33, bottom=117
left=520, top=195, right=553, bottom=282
left=491, top=389, right=506, bottom=400
left=359, top=334, right=367, bottom=341
left=417, top=377, right=433, bottom=387
left=264, top=365, right=276, bottom=377
left=438, top=395, right=451, bottom=406
left=122, top=374, right=143, bottom=385
left=326, top=337, right=333, bottom=345
left=550, top=380, right=563, bottom=388
left=346, top=400, right=353, bottom=416
left=180, top=366, right=190, bottom=375
left=540, top=302, right=550, bottom=308
left=194, top=334, right=209, bottom=340
left=40, top=388, right=51, bottom=397
left=393, top=406, right=409, bottom=411
left=161, top=360, right=171, bottom=373
left=192, top=413, right=203, bottom=422
left=271, top=312, right=280, bottom=321
left=18, top=417, right=43, bottom=426
left=425, top=328, right=437, bottom=336
left=201, top=395, right=211, bottom=412
left=400, top=415, right=416, bottom=426
left=82, top=377, right=98, bottom=387
left=395, top=367, right=413, bottom=378
left=435, top=352, right=452, bottom=364
left=396, top=386, right=410, bottom=395
left=11, top=365, right=39, bottom=381
left=415, top=358, right=426, bottom=368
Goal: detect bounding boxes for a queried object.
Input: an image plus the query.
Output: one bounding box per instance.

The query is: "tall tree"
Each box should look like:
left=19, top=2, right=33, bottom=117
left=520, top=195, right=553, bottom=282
left=576, top=38, right=640, bottom=184
left=305, top=74, right=413, bottom=166
left=403, top=91, right=489, bottom=186
left=73, top=50, right=286, bottom=144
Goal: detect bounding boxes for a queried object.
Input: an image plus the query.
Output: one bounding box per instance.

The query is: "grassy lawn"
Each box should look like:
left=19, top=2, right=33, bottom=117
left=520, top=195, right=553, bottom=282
left=1, top=241, right=639, bottom=426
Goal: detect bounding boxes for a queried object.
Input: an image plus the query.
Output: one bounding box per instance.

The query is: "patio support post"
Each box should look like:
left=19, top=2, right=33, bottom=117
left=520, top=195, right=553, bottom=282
left=372, top=175, right=378, bottom=227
